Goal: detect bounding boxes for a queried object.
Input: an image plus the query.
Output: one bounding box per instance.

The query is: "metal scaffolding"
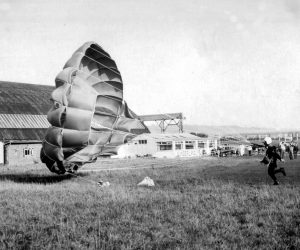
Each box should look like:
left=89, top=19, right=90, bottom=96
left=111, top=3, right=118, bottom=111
left=138, top=113, right=184, bottom=133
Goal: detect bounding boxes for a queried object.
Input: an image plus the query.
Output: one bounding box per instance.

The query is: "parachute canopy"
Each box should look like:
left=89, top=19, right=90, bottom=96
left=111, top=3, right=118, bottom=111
left=41, top=42, right=148, bottom=174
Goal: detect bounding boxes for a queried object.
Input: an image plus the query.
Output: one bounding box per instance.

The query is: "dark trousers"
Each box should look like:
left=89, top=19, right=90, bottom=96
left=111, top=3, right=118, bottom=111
left=268, top=164, right=281, bottom=182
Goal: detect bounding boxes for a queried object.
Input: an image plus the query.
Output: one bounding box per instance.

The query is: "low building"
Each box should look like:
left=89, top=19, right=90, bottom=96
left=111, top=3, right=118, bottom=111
left=115, top=133, right=218, bottom=158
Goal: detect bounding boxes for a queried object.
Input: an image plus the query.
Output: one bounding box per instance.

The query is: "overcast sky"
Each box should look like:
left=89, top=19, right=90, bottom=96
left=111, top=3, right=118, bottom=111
left=1, top=0, right=300, bottom=130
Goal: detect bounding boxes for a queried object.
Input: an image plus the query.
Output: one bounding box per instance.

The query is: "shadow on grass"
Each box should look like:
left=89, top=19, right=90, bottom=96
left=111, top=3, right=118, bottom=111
left=0, top=172, right=89, bottom=184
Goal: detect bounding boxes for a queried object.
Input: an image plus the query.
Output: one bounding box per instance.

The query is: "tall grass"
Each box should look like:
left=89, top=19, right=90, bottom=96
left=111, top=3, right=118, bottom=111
left=0, top=156, right=299, bottom=249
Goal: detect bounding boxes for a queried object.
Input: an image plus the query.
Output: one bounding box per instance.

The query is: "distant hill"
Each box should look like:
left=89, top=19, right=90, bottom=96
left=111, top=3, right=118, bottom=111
left=147, top=124, right=278, bottom=135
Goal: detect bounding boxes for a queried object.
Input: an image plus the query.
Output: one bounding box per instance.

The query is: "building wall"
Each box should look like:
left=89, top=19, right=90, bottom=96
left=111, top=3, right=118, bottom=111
left=115, top=138, right=157, bottom=158
left=5, top=143, right=42, bottom=165
left=115, top=136, right=218, bottom=159
left=0, top=142, right=3, bottom=164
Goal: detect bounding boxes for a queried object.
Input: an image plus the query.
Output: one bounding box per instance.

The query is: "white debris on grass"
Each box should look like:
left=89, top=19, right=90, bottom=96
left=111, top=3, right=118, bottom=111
left=98, top=181, right=110, bottom=187
left=137, top=176, right=155, bottom=187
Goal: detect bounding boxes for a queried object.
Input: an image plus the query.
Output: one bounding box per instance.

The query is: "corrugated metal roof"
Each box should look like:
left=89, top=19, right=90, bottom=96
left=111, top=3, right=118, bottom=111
left=0, top=114, right=50, bottom=128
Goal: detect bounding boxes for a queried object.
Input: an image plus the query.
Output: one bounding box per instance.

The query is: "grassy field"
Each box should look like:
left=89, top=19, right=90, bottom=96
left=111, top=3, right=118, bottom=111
left=0, top=156, right=299, bottom=249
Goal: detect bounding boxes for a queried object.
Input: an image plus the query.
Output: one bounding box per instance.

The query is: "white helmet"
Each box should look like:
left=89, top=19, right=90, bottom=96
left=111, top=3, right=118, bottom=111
left=264, top=137, right=272, bottom=145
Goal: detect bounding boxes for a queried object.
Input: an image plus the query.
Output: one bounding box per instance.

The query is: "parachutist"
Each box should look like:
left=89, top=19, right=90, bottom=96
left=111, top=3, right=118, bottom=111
left=261, top=137, right=287, bottom=185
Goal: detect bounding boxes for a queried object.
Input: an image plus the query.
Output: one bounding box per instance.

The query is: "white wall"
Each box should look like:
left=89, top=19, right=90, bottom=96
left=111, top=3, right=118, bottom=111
left=115, top=137, right=217, bottom=159
left=0, top=142, right=3, bottom=164
left=5, top=143, right=42, bottom=165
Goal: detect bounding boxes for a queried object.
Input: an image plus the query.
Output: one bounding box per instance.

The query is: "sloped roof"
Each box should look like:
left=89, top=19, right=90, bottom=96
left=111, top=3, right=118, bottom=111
left=0, top=81, right=54, bottom=115
left=0, top=114, right=49, bottom=128
left=132, top=133, right=215, bottom=142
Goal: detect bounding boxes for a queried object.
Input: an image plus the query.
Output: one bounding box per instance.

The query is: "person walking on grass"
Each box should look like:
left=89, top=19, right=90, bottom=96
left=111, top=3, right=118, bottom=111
left=279, top=141, right=286, bottom=159
left=293, top=141, right=298, bottom=159
left=260, top=137, right=286, bottom=185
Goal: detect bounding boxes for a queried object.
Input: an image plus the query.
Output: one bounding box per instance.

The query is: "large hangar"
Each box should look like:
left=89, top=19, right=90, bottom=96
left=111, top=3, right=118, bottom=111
left=0, top=81, right=53, bottom=165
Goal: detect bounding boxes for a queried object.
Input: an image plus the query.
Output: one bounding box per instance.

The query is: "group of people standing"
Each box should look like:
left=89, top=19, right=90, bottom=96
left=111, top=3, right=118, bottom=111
left=278, top=141, right=298, bottom=160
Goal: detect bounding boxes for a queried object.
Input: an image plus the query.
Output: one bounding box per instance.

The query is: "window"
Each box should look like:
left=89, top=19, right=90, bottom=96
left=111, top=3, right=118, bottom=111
left=175, top=141, right=183, bottom=150
left=157, top=141, right=172, bottom=151
left=198, top=141, right=205, bottom=148
left=138, top=140, right=147, bottom=144
left=23, top=148, right=33, bottom=157
left=185, top=141, right=195, bottom=149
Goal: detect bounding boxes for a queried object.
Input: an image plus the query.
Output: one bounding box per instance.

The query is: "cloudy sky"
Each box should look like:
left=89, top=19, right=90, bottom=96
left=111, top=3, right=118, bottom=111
left=1, top=0, right=300, bottom=130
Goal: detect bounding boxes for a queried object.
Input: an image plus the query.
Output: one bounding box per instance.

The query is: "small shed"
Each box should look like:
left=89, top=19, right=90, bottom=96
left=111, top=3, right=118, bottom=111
left=115, top=133, right=218, bottom=158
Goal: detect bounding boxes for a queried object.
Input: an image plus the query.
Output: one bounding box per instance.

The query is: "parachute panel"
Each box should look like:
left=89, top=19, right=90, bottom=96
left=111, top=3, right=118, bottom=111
left=63, top=107, right=93, bottom=131
left=65, top=81, right=97, bottom=111
left=94, top=96, right=122, bottom=114
left=44, top=127, right=63, bottom=147
left=47, top=106, right=66, bottom=128
left=88, top=131, right=113, bottom=145
left=42, top=140, right=64, bottom=162
left=62, top=129, right=90, bottom=147
left=92, top=113, right=117, bottom=129
left=92, top=82, right=123, bottom=99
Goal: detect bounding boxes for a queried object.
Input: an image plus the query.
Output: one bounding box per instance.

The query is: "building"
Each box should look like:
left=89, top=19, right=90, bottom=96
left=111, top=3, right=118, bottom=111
left=0, top=81, right=53, bottom=165
left=115, top=133, right=218, bottom=158
left=243, top=132, right=299, bottom=145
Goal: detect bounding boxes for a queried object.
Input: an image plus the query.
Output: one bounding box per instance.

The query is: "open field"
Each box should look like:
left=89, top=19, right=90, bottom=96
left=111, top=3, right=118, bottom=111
left=0, top=156, right=300, bottom=249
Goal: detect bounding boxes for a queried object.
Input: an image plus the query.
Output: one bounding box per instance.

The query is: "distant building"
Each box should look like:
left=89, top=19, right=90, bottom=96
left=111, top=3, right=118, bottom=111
left=114, top=133, right=218, bottom=158
left=244, top=133, right=299, bottom=145
left=218, top=135, right=252, bottom=156
left=0, top=81, right=53, bottom=165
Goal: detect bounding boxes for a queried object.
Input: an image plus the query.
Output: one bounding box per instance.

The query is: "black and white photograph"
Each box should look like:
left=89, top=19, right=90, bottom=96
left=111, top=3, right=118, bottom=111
left=0, top=0, right=299, bottom=249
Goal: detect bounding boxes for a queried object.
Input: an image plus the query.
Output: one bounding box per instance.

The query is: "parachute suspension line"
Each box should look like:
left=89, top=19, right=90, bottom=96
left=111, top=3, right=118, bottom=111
left=75, top=68, right=123, bottom=92
left=91, top=121, right=136, bottom=135
left=110, top=99, right=123, bottom=134
left=78, top=52, right=121, bottom=76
